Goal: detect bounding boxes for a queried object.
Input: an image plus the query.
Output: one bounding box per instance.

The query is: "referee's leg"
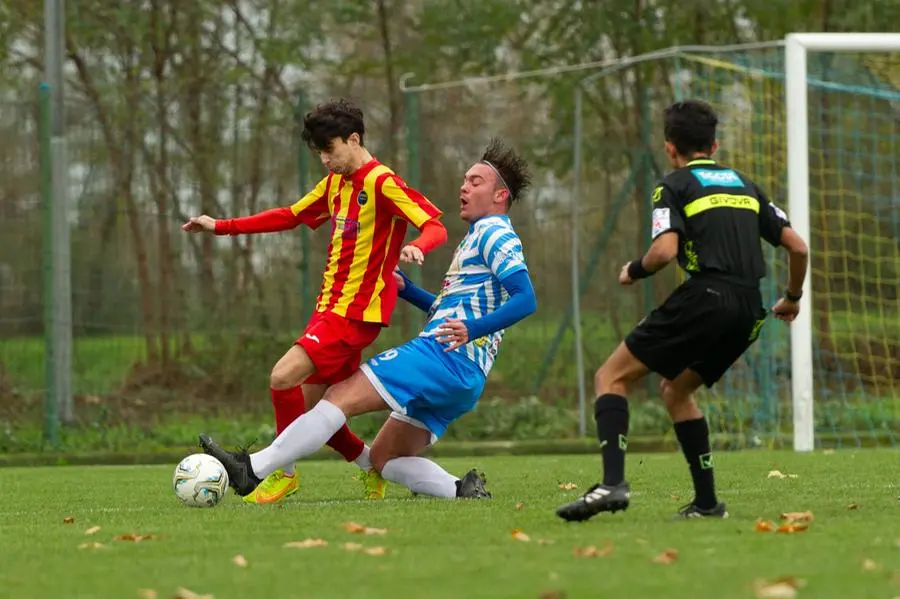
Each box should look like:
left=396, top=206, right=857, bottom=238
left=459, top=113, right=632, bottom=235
left=592, top=342, right=651, bottom=486
left=659, top=369, right=727, bottom=517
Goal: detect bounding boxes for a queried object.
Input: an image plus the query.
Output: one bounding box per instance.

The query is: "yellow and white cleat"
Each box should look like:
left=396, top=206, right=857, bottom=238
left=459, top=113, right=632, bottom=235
left=359, top=469, right=386, bottom=500
left=241, top=468, right=299, bottom=505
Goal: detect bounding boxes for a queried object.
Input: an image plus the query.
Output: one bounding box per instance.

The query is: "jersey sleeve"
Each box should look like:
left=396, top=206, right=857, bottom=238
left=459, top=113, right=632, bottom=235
left=756, top=186, right=791, bottom=247
left=380, top=175, right=442, bottom=228
left=477, top=223, right=527, bottom=281
left=288, top=175, right=333, bottom=230
left=650, top=183, right=686, bottom=240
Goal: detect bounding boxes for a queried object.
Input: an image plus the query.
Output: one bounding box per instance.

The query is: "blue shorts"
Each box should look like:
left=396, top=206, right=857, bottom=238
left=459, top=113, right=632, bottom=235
left=360, top=336, right=486, bottom=441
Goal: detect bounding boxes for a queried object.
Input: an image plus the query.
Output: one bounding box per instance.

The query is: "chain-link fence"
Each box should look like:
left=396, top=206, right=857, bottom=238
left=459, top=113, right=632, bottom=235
left=1, top=42, right=897, bottom=451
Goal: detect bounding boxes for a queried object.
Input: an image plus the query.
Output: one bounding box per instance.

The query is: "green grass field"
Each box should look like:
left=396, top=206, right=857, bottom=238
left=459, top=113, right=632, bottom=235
left=1, top=450, right=898, bottom=599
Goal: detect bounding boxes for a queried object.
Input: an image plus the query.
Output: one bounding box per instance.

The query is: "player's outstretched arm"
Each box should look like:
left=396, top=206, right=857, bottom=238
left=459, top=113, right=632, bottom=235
left=771, top=227, right=809, bottom=322
left=183, top=176, right=333, bottom=236
left=381, top=175, right=448, bottom=264
left=436, top=270, right=537, bottom=351
left=394, top=268, right=437, bottom=313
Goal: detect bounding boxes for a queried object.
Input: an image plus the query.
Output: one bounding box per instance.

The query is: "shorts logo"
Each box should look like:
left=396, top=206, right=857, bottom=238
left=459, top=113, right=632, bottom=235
left=651, top=186, right=663, bottom=203
left=651, top=208, right=671, bottom=239
left=357, top=190, right=368, bottom=206
left=304, top=334, right=320, bottom=344
left=692, top=169, right=744, bottom=188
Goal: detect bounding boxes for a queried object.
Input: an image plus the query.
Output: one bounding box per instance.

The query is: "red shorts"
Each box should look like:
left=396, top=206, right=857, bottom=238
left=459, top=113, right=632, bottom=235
left=296, top=311, right=383, bottom=385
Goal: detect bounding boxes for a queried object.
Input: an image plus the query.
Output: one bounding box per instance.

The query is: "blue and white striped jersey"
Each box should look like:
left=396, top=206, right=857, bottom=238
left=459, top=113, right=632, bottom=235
left=420, top=215, right=528, bottom=375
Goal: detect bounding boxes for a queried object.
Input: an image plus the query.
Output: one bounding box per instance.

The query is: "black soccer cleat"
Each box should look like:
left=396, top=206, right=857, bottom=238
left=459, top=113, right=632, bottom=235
left=555, top=481, right=630, bottom=522
left=198, top=434, right=262, bottom=497
left=455, top=468, right=492, bottom=499
left=676, top=501, right=729, bottom=519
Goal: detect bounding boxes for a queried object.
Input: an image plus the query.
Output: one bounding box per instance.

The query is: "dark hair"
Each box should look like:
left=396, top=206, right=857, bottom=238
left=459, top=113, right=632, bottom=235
left=301, top=98, right=365, bottom=152
left=480, top=138, right=532, bottom=205
left=663, top=99, right=718, bottom=156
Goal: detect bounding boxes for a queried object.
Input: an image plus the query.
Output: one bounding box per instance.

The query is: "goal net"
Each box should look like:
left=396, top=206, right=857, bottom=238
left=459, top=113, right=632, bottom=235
left=676, top=36, right=899, bottom=449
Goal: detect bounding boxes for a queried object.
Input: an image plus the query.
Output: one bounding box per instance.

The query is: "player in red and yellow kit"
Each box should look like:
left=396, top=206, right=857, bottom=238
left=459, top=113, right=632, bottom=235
left=183, top=99, right=447, bottom=504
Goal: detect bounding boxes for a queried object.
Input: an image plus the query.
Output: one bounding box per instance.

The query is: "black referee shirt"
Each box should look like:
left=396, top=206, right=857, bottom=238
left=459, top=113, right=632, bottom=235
left=651, top=159, right=790, bottom=284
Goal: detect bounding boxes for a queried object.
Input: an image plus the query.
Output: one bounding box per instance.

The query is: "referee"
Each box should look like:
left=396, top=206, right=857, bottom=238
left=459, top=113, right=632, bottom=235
left=556, top=99, right=809, bottom=522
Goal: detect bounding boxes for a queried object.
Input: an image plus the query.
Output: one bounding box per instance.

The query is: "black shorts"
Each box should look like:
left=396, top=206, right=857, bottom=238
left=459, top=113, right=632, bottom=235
left=625, top=275, right=768, bottom=387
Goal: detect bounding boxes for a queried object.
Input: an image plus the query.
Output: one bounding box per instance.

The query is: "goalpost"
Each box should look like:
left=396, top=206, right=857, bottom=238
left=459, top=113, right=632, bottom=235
left=785, top=33, right=900, bottom=452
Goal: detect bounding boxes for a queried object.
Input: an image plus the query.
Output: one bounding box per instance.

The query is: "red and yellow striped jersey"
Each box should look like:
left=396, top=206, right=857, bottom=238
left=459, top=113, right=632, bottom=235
left=288, top=160, right=441, bottom=324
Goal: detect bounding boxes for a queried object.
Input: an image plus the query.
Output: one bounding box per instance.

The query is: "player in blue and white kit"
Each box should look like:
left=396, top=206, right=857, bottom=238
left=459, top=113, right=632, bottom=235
left=199, top=139, right=537, bottom=499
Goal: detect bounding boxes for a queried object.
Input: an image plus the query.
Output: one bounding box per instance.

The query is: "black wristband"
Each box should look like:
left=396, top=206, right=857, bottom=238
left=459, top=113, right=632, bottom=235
left=627, top=259, right=652, bottom=280
left=784, top=289, right=802, bottom=302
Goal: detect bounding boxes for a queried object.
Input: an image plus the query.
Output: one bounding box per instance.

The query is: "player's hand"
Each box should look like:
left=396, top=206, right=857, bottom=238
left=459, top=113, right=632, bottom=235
left=182, top=215, right=217, bottom=233
left=436, top=317, right=469, bottom=352
left=400, top=244, right=424, bottom=265
left=393, top=267, right=406, bottom=291
left=618, top=262, right=635, bottom=286
left=771, top=297, right=800, bottom=322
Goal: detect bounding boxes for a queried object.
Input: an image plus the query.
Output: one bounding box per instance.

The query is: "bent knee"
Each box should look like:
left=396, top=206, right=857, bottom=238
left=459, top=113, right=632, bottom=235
left=594, top=364, right=630, bottom=396
left=269, top=366, right=295, bottom=390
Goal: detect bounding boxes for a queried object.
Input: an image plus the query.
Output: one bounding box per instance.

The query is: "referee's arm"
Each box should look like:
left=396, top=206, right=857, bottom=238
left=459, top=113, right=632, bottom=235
left=622, top=184, right=682, bottom=284
left=621, top=232, right=678, bottom=284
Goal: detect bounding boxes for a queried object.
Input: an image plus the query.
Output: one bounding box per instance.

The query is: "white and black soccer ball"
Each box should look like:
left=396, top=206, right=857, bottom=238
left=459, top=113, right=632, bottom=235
left=173, top=453, right=229, bottom=508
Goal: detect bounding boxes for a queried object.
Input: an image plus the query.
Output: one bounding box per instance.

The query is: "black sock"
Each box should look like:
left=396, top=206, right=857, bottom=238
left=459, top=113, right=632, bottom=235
left=594, top=394, right=629, bottom=486
left=673, top=417, right=718, bottom=509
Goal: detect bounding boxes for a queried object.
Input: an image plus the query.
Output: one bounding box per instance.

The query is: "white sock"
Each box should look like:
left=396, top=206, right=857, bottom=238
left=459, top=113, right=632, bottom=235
left=381, top=457, right=459, bottom=498
left=250, top=400, right=346, bottom=479
left=354, top=445, right=372, bottom=471
left=282, top=464, right=296, bottom=477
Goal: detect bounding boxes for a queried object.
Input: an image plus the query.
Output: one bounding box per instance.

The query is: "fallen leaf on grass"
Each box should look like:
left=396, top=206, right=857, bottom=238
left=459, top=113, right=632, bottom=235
left=137, top=590, right=157, bottom=599
left=670, top=495, right=681, bottom=501
left=573, top=544, right=614, bottom=558
left=283, top=539, right=328, bottom=549
left=84, top=526, right=102, bottom=535
left=558, top=483, right=577, bottom=490
left=63, top=517, right=74, bottom=524
left=341, top=522, right=387, bottom=535
left=779, top=511, right=814, bottom=523
left=847, top=503, right=860, bottom=510
left=342, top=543, right=363, bottom=552
left=78, top=542, right=106, bottom=550
left=363, top=546, right=388, bottom=556
left=232, top=555, right=248, bottom=568
left=511, top=529, right=531, bottom=542
left=342, top=522, right=365, bottom=533
left=653, top=549, right=679, bottom=564
left=823, top=449, right=835, bottom=455
left=172, top=588, right=213, bottom=599
left=537, top=539, right=555, bottom=545
left=116, top=533, right=158, bottom=542
left=755, top=519, right=776, bottom=532
left=776, top=523, right=808, bottom=534
left=861, top=558, right=880, bottom=571
left=787, top=474, right=799, bottom=479
left=515, top=502, right=525, bottom=510
left=767, top=470, right=787, bottom=479
left=754, top=577, right=805, bottom=598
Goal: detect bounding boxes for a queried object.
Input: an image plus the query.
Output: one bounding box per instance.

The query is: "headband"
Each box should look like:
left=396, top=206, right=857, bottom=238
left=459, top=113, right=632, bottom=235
left=480, top=160, right=513, bottom=199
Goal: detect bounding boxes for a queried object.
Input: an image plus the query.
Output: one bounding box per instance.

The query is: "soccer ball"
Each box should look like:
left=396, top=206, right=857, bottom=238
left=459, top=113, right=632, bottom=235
left=173, top=453, right=229, bottom=508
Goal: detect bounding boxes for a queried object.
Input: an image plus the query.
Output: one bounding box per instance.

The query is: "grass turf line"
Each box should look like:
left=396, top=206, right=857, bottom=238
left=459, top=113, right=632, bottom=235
left=0, top=450, right=897, bottom=599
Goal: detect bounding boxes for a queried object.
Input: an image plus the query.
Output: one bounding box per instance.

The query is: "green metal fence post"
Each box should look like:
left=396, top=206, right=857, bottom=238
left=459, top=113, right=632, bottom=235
left=403, top=89, right=424, bottom=327
left=295, top=92, right=313, bottom=321
left=39, top=83, right=59, bottom=448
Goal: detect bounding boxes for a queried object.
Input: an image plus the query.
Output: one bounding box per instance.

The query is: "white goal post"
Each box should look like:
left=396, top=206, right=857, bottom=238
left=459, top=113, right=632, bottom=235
left=785, top=33, right=900, bottom=452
